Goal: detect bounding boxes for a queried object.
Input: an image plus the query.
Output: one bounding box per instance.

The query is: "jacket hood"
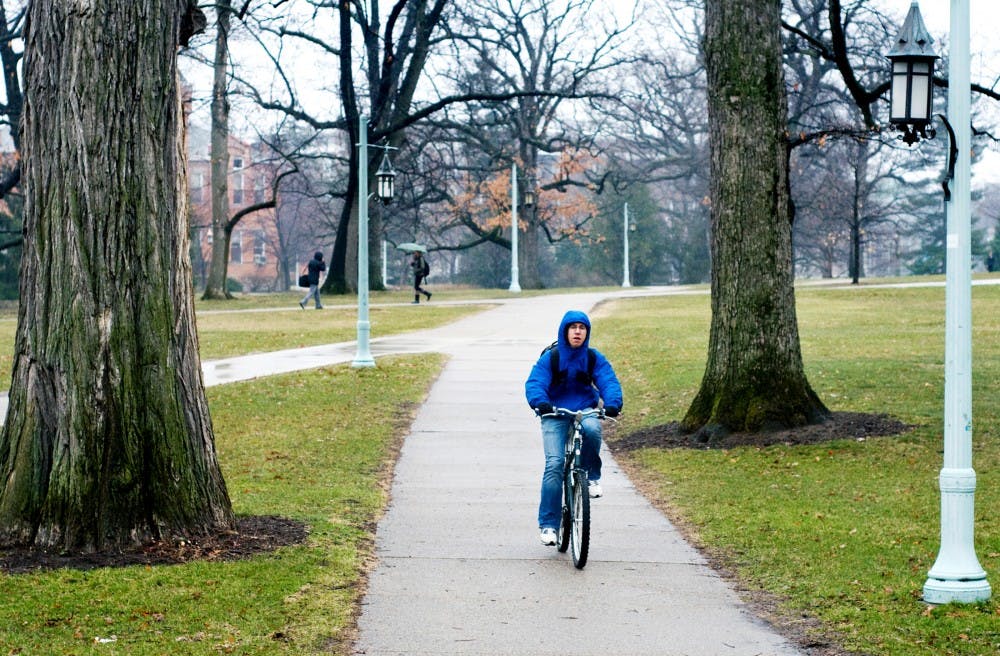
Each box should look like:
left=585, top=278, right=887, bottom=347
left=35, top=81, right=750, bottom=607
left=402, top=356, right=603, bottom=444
left=526, top=308, right=621, bottom=412
left=557, top=310, right=591, bottom=351
left=557, top=310, right=592, bottom=380
left=314, top=252, right=323, bottom=260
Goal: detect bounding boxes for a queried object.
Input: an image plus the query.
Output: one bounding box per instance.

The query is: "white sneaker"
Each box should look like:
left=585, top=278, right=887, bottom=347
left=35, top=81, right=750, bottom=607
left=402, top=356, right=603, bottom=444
left=588, top=480, right=603, bottom=498
left=539, top=528, right=557, bottom=546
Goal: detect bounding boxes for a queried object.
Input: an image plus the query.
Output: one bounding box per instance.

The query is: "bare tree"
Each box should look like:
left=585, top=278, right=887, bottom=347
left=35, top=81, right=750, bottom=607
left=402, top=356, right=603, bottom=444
left=791, top=136, right=918, bottom=280
left=202, top=0, right=236, bottom=299
left=593, top=9, right=711, bottom=285
left=428, top=0, right=638, bottom=288
left=230, top=0, right=637, bottom=292
left=0, top=0, right=233, bottom=551
left=188, top=0, right=301, bottom=299
left=244, top=0, right=452, bottom=294
left=265, top=131, right=343, bottom=289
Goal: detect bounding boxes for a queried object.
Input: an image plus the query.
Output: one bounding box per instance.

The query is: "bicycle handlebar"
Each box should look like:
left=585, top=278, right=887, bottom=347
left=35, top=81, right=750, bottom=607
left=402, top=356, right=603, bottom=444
left=540, top=407, right=610, bottom=420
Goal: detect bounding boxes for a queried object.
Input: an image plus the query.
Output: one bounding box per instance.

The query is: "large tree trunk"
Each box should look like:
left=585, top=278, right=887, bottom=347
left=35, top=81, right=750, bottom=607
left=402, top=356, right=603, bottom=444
left=849, top=139, right=868, bottom=285
left=516, top=150, right=542, bottom=289
left=323, top=0, right=445, bottom=296
left=0, top=0, right=234, bottom=551
left=519, top=219, right=542, bottom=289
left=325, top=205, right=353, bottom=294
left=324, top=0, right=358, bottom=296
left=683, top=0, right=829, bottom=437
left=202, top=0, right=233, bottom=300
left=339, top=157, right=393, bottom=295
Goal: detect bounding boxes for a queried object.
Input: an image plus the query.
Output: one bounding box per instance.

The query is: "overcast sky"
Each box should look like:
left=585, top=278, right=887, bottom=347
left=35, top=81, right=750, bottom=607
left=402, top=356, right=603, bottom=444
left=184, top=1, right=1000, bottom=183
left=895, top=0, right=1000, bottom=79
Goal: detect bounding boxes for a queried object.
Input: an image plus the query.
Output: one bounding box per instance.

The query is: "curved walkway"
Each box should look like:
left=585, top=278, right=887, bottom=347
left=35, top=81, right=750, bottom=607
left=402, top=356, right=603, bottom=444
left=345, top=290, right=802, bottom=656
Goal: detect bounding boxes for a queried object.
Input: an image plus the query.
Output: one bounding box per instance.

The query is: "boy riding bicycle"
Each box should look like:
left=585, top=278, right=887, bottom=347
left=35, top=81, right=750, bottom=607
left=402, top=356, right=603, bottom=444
left=525, top=310, right=623, bottom=546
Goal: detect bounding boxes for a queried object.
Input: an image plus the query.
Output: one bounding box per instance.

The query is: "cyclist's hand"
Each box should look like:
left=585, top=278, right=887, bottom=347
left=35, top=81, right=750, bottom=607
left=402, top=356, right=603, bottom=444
left=604, top=406, right=620, bottom=418
left=535, top=402, right=554, bottom=416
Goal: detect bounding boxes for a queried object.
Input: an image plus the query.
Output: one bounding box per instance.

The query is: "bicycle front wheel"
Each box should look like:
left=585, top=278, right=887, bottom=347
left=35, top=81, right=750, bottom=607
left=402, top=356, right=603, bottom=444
left=557, top=500, right=571, bottom=553
left=570, top=468, right=590, bottom=569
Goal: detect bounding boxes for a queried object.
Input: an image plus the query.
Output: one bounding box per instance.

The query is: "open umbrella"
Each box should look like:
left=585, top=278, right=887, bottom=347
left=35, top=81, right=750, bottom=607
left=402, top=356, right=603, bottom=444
left=396, top=242, right=427, bottom=253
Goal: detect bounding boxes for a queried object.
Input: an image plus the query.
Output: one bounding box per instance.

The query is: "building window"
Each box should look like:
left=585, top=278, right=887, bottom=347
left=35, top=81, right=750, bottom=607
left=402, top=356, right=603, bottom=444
left=254, top=175, right=266, bottom=204
left=192, top=172, right=204, bottom=203
left=233, top=172, right=244, bottom=204
left=233, top=157, right=243, bottom=170
left=230, top=231, right=243, bottom=263
left=254, top=232, right=267, bottom=265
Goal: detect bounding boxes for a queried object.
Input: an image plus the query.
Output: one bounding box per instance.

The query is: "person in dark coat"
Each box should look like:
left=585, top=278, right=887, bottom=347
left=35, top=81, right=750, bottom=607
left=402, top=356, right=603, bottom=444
left=299, top=252, right=326, bottom=309
left=410, top=252, right=432, bottom=304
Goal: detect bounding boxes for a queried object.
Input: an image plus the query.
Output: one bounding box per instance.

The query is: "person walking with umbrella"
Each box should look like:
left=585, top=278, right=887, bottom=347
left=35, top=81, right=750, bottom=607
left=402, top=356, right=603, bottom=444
left=410, top=250, right=432, bottom=304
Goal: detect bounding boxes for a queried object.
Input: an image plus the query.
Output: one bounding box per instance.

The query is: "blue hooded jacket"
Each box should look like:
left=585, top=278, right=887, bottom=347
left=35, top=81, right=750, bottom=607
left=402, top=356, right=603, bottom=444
left=524, top=310, right=623, bottom=412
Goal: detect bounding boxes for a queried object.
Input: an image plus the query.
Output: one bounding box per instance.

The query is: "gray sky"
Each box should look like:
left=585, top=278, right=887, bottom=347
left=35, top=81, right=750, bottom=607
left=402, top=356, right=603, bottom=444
left=898, top=0, right=999, bottom=82
left=891, top=1, right=1000, bottom=183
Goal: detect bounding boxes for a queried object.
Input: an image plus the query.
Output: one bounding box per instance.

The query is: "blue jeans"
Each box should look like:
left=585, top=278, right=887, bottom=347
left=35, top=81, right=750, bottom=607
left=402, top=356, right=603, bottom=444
left=300, top=284, right=322, bottom=308
left=538, top=414, right=602, bottom=529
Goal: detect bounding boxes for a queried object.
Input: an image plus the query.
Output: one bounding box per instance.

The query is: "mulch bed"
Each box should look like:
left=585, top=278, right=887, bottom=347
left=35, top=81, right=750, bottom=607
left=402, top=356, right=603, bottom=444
left=610, top=411, right=914, bottom=451
left=0, top=515, right=308, bottom=574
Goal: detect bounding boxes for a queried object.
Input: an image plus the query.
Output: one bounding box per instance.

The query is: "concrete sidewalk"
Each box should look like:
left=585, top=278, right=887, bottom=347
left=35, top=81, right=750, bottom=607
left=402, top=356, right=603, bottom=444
left=349, top=292, right=802, bottom=656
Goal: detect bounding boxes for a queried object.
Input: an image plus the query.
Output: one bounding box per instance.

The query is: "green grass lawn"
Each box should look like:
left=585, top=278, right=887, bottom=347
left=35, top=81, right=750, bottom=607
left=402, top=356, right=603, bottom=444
left=594, top=283, right=1000, bottom=656
left=3, top=281, right=1000, bottom=655
left=0, top=290, right=493, bottom=381
left=0, top=355, right=445, bottom=654
left=0, top=291, right=488, bottom=653
left=195, top=301, right=492, bottom=360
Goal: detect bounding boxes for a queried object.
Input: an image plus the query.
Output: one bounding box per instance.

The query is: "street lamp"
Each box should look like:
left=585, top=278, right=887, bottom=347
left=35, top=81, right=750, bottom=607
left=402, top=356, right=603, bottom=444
left=353, top=115, right=396, bottom=369
left=523, top=179, right=536, bottom=208
left=622, top=202, right=632, bottom=288
left=887, top=2, right=938, bottom=145
left=375, top=154, right=396, bottom=202
left=509, top=163, right=522, bottom=293
left=888, top=1, right=991, bottom=604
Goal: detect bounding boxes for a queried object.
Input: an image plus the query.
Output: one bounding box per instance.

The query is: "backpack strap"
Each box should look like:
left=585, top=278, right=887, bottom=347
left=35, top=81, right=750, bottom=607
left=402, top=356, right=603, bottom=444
left=548, top=346, right=596, bottom=386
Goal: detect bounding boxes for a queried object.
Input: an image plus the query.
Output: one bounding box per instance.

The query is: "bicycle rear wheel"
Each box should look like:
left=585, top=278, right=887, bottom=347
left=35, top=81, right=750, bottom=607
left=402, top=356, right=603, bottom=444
left=570, top=468, right=590, bottom=569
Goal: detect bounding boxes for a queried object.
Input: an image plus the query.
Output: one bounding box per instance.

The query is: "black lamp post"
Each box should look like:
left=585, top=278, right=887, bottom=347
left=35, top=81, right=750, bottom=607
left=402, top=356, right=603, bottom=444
left=886, top=2, right=958, bottom=199
left=886, top=2, right=938, bottom=145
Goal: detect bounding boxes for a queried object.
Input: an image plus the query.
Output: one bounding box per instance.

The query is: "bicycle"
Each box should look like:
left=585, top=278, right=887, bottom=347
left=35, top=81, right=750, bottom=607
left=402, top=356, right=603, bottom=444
left=545, top=407, right=607, bottom=569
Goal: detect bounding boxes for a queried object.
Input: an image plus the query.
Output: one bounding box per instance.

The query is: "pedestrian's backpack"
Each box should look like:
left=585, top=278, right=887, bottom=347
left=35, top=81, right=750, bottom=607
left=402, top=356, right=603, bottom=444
left=421, top=257, right=430, bottom=276
left=540, top=341, right=596, bottom=386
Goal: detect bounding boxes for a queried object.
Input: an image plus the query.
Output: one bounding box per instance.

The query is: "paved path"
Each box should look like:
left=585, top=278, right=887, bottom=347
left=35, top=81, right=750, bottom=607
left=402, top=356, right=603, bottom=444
left=344, top=291, right=802, bottom=656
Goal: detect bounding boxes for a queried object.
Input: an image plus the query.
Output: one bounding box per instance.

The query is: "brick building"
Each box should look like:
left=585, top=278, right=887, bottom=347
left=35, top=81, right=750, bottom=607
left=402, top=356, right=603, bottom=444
left=186, top=125, right=284, bottom=292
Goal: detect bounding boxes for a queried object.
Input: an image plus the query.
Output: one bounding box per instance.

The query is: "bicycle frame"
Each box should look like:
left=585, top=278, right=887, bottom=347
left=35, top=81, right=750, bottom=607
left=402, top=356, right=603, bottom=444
left=546, top=407, right=603, bottom=569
